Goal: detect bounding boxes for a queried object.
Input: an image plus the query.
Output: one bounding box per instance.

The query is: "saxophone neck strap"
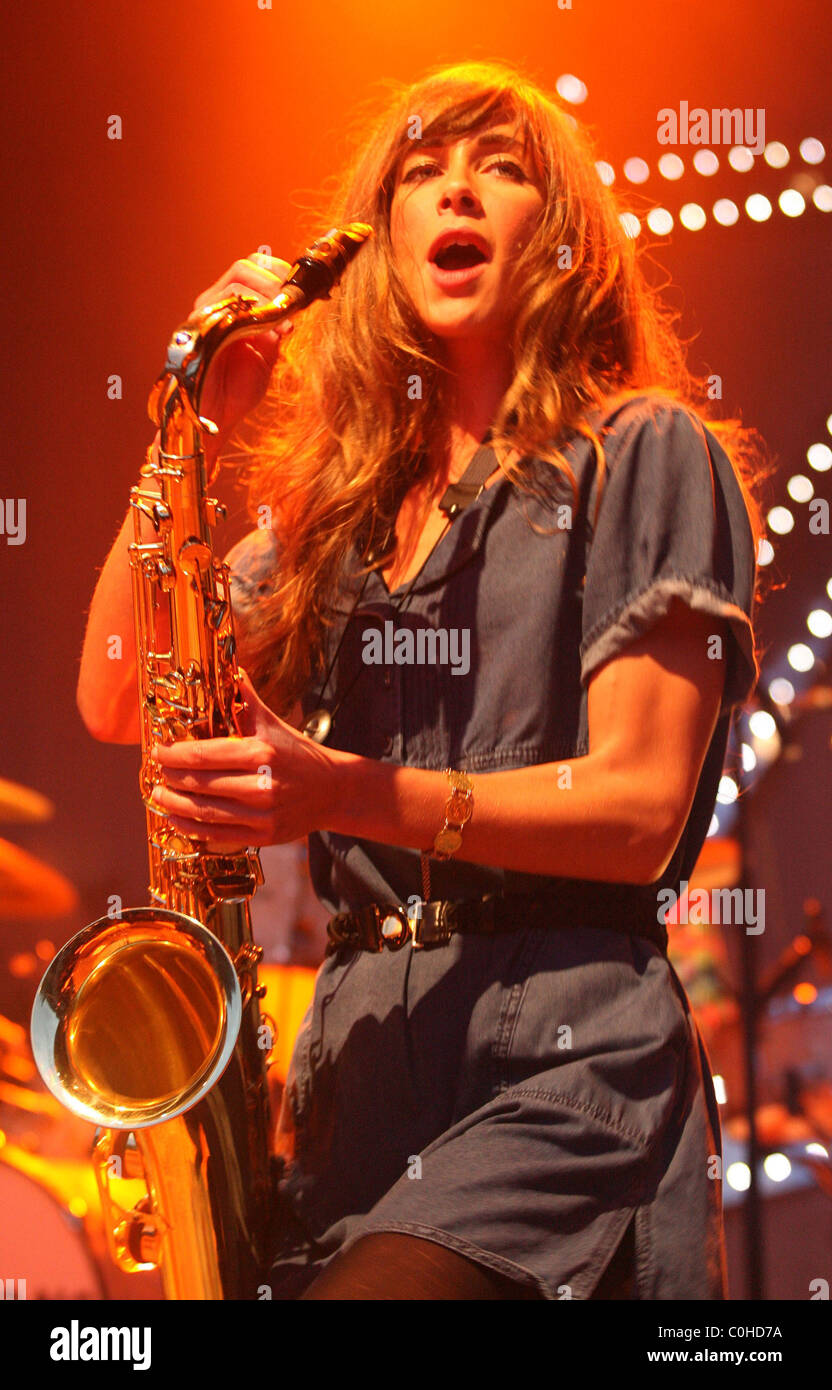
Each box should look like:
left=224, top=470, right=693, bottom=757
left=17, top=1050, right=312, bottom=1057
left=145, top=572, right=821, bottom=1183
left=437, top=431, right=497, bottom=519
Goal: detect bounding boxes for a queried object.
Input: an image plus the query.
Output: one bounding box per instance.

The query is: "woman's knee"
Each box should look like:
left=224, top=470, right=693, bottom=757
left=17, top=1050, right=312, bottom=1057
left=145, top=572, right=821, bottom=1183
left=300, top=1231, right=541, bottom=1301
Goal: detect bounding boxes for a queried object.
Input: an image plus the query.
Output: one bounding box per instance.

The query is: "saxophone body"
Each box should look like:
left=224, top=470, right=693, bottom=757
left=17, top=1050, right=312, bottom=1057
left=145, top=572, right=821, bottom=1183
left=30, top=224, right=373, bottom=1299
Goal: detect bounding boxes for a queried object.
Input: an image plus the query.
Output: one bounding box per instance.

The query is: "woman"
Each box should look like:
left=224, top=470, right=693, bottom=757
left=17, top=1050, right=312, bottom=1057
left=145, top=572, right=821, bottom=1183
left=78, top=61, right=765, bottom=1299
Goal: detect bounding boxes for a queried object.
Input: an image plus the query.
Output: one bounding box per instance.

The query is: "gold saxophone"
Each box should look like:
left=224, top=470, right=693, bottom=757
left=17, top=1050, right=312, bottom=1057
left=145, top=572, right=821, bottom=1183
left=30, top=223, right=373, bottom=1299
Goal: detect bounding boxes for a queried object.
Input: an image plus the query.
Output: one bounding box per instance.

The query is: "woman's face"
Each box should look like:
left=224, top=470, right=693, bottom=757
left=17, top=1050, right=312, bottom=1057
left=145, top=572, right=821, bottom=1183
left=389, top=121, right=545, bottom=347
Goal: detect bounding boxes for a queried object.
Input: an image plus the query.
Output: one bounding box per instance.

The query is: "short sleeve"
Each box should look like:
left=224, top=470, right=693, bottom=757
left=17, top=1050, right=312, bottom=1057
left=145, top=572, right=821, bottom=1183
left=224, top=526, right=281, bottom=619
left=579, top=400, right=758, bottom=715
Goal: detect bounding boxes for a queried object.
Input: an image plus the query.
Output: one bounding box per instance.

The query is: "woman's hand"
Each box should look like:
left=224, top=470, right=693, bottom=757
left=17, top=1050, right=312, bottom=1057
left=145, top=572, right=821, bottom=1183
left=148, top=670, right=333, bottom=852
left=192, top=252, right=296, bottom=448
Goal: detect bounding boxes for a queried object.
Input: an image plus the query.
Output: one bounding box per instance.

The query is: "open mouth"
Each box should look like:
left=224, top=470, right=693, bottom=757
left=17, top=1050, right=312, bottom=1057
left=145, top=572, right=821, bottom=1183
left=431, top=242, right=489, bottom=270
left=427, top=230, right=492, bottom=273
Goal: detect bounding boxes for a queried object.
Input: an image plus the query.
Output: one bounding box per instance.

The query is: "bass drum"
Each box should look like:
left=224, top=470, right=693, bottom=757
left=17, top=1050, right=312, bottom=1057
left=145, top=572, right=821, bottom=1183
left=0, top=1011, right=164, bottom=1300
left=0, top=1159, right=104, bottom=1300
left=258, top=963, right=318, bottom=1085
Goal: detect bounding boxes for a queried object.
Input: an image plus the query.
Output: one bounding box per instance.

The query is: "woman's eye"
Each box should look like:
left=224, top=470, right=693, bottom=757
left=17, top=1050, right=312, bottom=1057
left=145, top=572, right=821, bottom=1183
left=401, top=162, right=441, bottom=183
left=486, top=158, right=527, bottom=181
left=400, top=156, right=528, bottom=185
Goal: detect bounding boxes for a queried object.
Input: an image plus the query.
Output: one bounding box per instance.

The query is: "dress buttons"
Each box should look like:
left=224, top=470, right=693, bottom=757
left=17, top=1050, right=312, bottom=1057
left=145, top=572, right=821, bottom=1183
left=383, top=669, right=392, bottom=689
left=382, top=734, right=394, bottom=756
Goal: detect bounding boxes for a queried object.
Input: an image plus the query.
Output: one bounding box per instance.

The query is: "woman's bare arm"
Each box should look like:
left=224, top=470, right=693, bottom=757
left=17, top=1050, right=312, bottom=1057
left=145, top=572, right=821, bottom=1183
left=76, top=432, right=171, bottom=743
left=150, top=600, right=727, bottom=886
left=323, top=600, right=726, bottom=886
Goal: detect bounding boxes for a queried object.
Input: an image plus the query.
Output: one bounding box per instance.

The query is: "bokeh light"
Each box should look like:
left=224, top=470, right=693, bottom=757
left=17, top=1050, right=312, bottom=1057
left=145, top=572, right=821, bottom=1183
left=623, top=157, right=650, bottom=184
left=658, top=153, right=684, bottom=180
left=728, top=146, right=755, bottom=172
left=800, top=138, right=826, bottom=164
left=679, top=202, right=706, bottom=230
left=713, top=198, right=739, bottom=226
left=646, top=207, right=673, bottom=235
left=556, top=74, right=588, bottom=105
left=746, top=193, right=773, bottom=222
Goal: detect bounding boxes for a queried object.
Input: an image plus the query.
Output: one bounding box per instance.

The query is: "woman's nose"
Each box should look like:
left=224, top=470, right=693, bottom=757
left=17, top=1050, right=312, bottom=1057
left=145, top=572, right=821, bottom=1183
left=439, top=182, right=480, bottom=213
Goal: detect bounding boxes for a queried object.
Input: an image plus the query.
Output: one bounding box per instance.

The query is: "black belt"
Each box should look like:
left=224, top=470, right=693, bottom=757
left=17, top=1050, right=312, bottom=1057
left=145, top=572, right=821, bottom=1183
left=325, top=889, right=667, bottom=955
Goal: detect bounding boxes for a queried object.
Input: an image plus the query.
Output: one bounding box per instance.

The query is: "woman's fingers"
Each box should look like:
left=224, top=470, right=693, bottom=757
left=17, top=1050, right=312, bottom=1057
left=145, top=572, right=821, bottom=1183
left=159, top=813, right=254, bottom=854
left=154, top=767, right=272, bottom=802
left=149, top=716, right=329, bottom=846
left=150, top=783, right=271, bottom=829
left=192, top=254, right=294, bottom=313
left=188, top=253, right=297, bottom=439
left=152, top=735, right=272, bottom=770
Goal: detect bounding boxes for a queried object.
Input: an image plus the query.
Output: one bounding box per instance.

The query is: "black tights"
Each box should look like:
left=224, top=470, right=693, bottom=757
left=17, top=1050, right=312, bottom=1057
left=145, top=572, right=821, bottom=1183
left=299, top=1219, right=635, bottom=1300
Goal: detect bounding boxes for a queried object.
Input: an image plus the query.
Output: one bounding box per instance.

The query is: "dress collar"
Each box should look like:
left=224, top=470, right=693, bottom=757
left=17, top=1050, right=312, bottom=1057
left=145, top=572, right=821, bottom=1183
left=352, top=467, right=515, bottom=607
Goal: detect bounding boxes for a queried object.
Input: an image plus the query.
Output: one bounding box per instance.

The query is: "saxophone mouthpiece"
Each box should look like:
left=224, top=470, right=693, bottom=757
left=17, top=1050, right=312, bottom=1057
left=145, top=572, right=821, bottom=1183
left=282, top=222, right=374, bottom=306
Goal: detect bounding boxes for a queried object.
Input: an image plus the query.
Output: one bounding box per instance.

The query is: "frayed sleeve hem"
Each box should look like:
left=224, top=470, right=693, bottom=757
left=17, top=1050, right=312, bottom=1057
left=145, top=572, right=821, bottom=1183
left=580, top=576, right=758, bottom=715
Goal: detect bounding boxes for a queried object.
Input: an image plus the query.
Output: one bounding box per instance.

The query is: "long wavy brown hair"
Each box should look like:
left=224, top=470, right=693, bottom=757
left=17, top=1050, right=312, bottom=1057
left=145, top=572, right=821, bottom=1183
left=231, top=60, right=770, bottom=717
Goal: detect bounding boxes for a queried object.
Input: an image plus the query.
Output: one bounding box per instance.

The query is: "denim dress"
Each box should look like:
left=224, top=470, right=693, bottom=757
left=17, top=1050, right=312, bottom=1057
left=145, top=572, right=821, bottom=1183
left=228, top=394, right=758, bottom=1299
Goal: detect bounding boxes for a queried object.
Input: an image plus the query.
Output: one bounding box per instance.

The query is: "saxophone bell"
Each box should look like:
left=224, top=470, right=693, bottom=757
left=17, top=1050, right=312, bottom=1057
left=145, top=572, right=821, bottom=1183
left=30, top=907, right=242, bottom=1131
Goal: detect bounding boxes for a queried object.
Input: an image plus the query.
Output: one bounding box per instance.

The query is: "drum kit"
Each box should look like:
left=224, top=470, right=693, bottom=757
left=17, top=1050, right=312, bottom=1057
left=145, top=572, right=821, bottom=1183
left=0, top=778, right=321, bottom=1300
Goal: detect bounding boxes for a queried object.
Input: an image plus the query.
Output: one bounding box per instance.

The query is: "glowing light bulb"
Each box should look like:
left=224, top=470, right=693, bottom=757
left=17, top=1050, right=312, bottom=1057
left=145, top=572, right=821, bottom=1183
left=787, top=474, right=813, bottom=502
left=728, top=147, right=754, bottom=172
left=779, top=189, right=806, bottom=217
left=623, top=157, right=649, bottom=184
left=746, top=194, right=773, bottom=222
left=767, top=506, right=794, bottom=534
left=808, top=443, right=832, bottom=472
left=556, top=74, right=588, bottom=105
left=658, top=153, right=684, bottom=180
left=800, top=138, right=825, bottom=164
left=679, top=203, right=706, bottom=230
left=646, top=208, right=673, bottom=235
left=713, top=199, right=739, bottom=226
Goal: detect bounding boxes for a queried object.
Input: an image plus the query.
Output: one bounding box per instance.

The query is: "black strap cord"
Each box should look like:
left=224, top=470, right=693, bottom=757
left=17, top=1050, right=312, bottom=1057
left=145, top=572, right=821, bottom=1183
left=302, top=433, right=498, bottom=743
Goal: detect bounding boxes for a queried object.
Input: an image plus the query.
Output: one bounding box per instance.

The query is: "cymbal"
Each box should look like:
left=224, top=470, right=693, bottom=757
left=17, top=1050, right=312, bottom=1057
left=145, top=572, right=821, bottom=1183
left=0, top=778, right=54, bottom=824
left=0, top=839, right=78, bottom=919
left=689, top=836, right=741, bottom=892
